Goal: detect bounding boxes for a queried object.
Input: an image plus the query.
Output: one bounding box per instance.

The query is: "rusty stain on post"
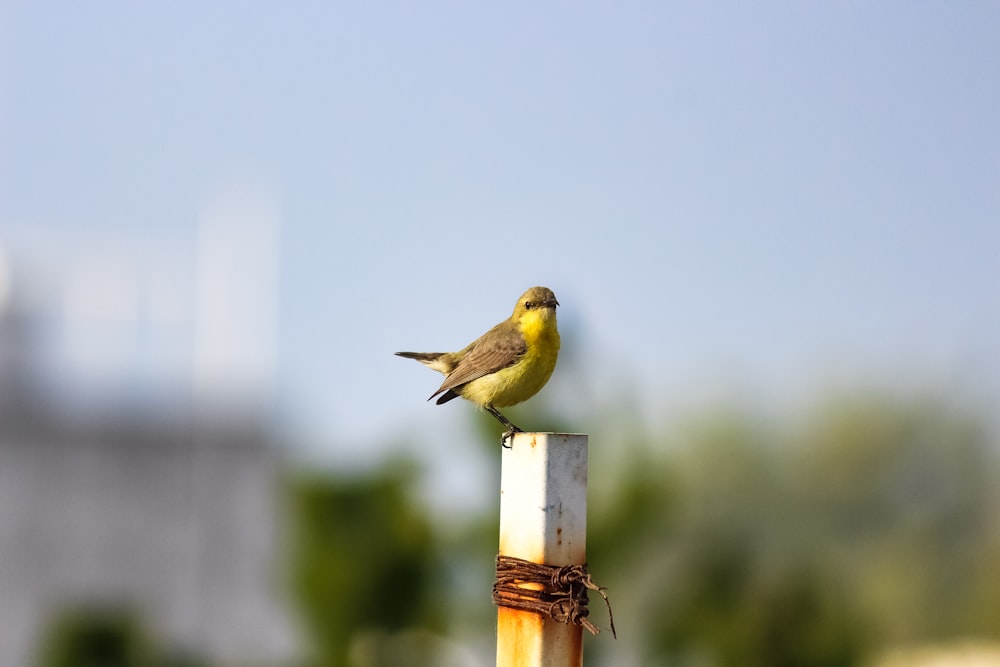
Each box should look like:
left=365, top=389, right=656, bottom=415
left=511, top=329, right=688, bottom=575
left=497, top=432, right=588, bottom=667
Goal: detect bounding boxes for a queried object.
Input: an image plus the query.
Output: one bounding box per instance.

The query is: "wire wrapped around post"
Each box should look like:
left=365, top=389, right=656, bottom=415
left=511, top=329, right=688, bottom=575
left=493, top=554, right=616, bottom=638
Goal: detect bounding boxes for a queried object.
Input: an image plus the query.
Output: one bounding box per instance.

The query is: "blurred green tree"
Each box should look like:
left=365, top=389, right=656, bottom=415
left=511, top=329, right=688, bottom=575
left=33, top=606, right=206, bottom=667
left=34, top=607, right=154, bottom=667
left=584, top=394, right=1000, bottom=666
left=286, top=458, right=443, bottom=667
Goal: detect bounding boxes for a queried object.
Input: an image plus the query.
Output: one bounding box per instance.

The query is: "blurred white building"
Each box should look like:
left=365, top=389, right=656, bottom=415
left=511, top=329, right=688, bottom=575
left=0, top=229, right=298, bottom=664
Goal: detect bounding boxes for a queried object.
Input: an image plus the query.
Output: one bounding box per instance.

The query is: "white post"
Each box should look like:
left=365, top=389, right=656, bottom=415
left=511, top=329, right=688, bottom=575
left=497, top=432, right=588, bottom=667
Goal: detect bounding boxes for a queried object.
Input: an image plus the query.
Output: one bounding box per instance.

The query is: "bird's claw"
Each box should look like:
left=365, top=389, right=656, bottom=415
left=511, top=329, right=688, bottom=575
left=500, top=426, right=524, bottom=448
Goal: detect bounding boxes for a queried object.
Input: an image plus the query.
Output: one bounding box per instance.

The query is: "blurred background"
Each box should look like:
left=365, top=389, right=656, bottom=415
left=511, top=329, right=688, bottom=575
left=2, top=2, right=999, bottom=666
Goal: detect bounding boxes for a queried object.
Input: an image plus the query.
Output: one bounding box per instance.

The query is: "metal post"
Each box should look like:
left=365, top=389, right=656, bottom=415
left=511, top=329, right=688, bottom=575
left=497, top=432, right=588, bottom=667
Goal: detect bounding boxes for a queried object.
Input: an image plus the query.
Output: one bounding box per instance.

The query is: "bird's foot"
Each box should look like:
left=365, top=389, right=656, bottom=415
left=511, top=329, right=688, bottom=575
left=500, top=426, right=524, bottom=448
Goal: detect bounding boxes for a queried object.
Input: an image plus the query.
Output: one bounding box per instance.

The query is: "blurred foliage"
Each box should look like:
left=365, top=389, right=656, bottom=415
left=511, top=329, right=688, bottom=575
left=33, top=606, right=208, bottom=667
left=585, top=394, right=1000, bottom=666
left=285, top=391, right=1000, bottom=666
left=286, top=458, right=444, bottom=667
left=34, top=606, right=152, bottom=667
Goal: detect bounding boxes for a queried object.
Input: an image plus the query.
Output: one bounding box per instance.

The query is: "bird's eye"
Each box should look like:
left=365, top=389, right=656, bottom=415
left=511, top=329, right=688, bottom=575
left=524, top=301, right=535, bottom=309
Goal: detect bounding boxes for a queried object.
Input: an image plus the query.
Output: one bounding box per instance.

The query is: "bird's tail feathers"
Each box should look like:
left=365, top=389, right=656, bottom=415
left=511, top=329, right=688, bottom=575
left=395, top=351, right=443, bottom=363
left=395, top=351, right=455, bottom=375
left=433, top=389, right=460, bottom=405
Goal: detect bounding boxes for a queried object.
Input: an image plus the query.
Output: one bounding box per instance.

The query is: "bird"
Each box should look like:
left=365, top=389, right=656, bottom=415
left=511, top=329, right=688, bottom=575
left=396, top=286, right=561, bottom=446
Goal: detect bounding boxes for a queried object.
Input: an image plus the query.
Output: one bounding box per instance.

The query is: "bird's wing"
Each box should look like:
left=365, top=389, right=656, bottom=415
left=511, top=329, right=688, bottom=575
left=429, top=324, right=526, bottom=400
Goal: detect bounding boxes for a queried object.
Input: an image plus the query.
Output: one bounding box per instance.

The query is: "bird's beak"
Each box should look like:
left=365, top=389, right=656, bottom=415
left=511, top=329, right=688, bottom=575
left=544, top=298, right=559, bottom=308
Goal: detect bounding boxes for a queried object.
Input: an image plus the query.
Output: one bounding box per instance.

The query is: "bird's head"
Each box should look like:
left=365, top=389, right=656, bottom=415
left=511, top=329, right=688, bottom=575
left=512, top=286, right=559, bottom=324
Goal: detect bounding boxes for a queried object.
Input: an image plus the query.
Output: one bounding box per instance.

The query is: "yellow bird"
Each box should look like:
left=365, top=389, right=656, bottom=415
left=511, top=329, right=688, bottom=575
left=396, top=286, right=561, bottom=444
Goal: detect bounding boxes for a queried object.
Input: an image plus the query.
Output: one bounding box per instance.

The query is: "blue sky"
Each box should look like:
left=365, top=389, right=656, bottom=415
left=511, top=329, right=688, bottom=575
left=2, top=3, right=998, bottom=477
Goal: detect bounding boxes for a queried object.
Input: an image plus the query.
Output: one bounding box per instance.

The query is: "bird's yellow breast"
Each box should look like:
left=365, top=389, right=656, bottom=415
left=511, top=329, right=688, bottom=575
left=459, top=308, right=560, bottom=409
